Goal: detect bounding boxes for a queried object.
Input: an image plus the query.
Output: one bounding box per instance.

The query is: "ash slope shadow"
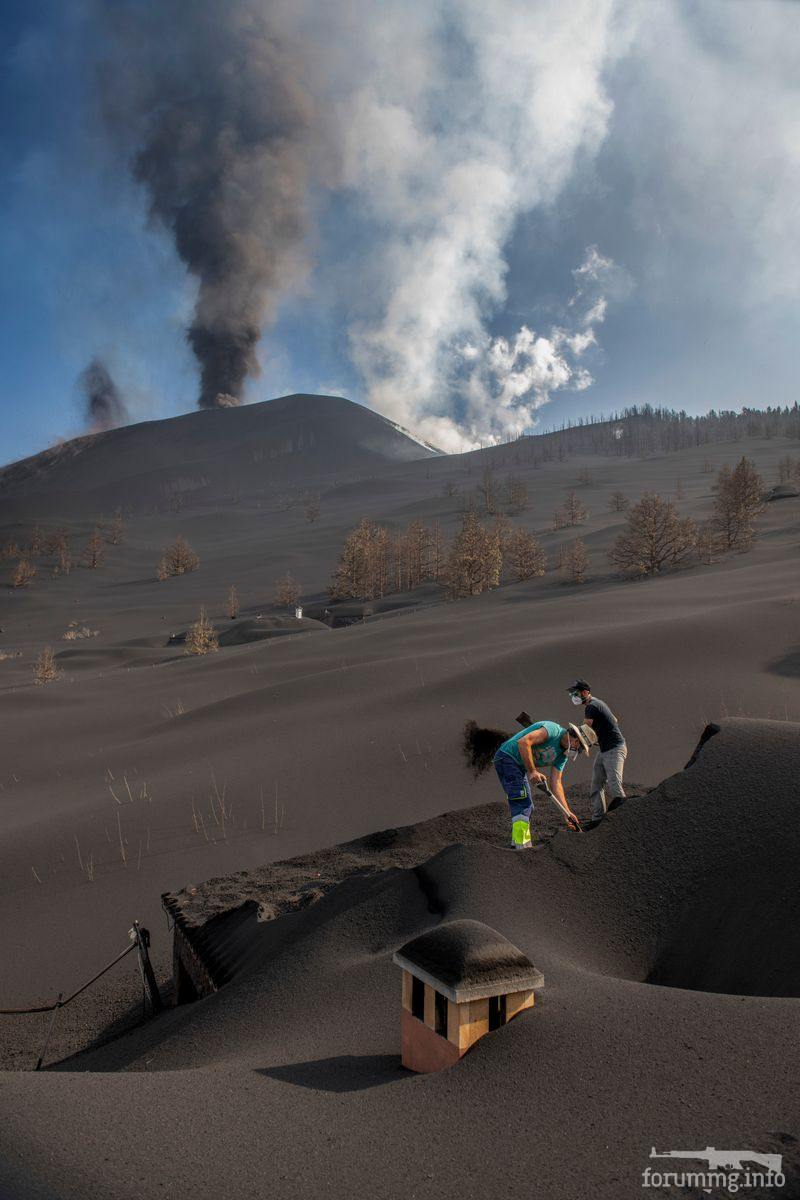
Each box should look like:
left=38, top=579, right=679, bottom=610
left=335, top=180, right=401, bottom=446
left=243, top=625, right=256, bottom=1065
left=767, top=645, right=800, bottom=677
left=257, top=1054, right=408, bottom=1093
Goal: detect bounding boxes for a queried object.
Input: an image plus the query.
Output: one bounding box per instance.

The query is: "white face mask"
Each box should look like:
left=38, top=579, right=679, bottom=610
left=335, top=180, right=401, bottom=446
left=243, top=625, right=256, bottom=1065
left=571, top=694, right=583, bottom=706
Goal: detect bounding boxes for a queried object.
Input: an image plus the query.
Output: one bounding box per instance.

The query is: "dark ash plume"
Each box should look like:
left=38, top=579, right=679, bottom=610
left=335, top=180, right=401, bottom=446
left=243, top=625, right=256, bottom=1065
left=78, top=358, right=129, bottom=431
left=462, top=719, right=511, bottom=778
left=100, top=1, right=314, bottom=409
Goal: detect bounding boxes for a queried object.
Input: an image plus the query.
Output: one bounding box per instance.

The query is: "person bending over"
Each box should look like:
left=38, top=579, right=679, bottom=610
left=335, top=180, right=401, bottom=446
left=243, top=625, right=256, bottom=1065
left=494, top=721, right=588, bottom=848
left=567, top=679, right=627, bottom=829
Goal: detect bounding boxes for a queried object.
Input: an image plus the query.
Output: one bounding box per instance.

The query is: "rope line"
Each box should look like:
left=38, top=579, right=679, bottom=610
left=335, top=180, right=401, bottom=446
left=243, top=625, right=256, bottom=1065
left=0, top=942, right=136, bottom=1015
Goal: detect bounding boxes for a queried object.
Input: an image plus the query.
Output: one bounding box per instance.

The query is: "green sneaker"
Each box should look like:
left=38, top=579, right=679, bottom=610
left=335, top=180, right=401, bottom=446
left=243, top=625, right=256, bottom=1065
left=511, top=819, right=532, bottom=850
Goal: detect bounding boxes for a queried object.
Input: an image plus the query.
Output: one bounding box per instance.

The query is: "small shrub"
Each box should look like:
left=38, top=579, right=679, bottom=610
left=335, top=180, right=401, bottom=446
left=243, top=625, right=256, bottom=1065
left=274, top=572, right=301, bottom=608
left=34, top=647, right=62, bottom=685
left=185, top=608, right=218, bottom=655
left=304, top=491, right=321, bottom=522
left=105, top=513, right=124, bottom=545
left=12, top=559, right=37, bottom=588
left=562, top=539, right=589, bottom=584
left=157, top=536, right=200, bottom=579
left=82, top=527, right=105, bottom=569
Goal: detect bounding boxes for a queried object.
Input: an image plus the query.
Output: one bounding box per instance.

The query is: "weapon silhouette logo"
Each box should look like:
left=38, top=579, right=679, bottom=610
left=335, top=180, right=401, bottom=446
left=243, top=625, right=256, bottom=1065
left=650, top=1146, right=783, bottom=1174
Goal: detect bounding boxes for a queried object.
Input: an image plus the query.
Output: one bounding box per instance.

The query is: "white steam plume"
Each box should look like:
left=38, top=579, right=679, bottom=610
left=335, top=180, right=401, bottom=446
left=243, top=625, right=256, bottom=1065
left=319, top=0, right=631, bottom=449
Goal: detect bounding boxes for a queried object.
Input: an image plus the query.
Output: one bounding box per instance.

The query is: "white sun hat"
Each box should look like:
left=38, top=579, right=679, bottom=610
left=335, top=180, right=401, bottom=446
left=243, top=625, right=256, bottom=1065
left=567, top=723, right=591, bottom=754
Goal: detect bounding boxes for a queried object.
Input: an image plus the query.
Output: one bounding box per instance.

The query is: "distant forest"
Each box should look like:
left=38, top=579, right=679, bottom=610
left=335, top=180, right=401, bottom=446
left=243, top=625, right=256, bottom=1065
left=505, top=403, right=800, bottom=461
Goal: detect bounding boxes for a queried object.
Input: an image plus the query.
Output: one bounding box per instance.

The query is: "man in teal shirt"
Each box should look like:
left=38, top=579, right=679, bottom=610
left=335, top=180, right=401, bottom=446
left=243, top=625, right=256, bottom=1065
left=494, top=721, right=588, bottom=848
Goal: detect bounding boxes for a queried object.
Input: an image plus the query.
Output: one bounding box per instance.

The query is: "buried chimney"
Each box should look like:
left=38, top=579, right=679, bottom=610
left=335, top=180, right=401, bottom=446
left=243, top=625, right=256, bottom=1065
left=393, top=919, right=544, bottom=1073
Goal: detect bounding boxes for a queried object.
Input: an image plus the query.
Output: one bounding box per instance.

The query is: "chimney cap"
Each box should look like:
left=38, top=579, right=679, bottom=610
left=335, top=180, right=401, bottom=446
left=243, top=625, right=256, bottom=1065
left=393, top=919, right=544, bottom=1003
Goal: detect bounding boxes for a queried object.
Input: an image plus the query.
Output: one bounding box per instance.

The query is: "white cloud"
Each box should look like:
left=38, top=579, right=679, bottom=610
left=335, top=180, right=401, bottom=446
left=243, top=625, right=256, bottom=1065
left=614, top=0, right=800, bottom=308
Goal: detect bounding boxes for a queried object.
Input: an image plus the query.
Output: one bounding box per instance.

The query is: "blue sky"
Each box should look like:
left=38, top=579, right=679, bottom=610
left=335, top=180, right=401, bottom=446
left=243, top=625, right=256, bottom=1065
left=2, top=0, right=798, bottom=463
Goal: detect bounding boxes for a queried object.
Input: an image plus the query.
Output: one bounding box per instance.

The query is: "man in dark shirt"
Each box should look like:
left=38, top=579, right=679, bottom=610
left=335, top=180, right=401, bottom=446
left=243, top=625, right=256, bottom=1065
left=566, top=679, right=627, bottom=829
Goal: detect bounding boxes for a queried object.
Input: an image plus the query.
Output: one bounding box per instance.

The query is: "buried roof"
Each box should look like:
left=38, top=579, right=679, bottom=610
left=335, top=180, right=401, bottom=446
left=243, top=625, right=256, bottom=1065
left=393, top=919, right=544, bottom=1003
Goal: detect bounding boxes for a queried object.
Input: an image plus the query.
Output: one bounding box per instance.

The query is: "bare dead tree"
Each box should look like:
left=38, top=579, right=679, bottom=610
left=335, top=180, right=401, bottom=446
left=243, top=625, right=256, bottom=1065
left=562, top=539, right=589, bottom=584
left=508, top=529, right=547, bottom=581
left=712, top=457, right=766, bottom=551
left=157, top=536, right=200, bottom=579
left=609, top=493, right=697, bottom=576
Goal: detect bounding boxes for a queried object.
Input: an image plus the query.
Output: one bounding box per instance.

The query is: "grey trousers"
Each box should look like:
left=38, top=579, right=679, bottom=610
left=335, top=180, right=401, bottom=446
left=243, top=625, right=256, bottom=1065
left=590, top=744, right=627, bottom=820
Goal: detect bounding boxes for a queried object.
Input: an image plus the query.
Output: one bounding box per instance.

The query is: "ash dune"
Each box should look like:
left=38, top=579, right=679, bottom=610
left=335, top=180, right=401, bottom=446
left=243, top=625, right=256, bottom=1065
left=1, top=394, right=799, bottom=1199
left=2, top=724, right=799, bottom=1200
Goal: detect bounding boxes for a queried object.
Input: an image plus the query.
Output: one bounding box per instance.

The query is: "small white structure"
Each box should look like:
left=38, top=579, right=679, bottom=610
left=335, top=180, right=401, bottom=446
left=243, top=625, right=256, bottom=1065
left=294, top=606, right=303, bottom=619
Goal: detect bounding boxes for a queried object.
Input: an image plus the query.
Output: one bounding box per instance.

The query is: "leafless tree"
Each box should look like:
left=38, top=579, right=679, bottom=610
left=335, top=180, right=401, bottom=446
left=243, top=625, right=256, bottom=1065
left=505, top=474, right=529, bottom=513
left=430, top=520, right=445, bottom=582
left=508, top=529, right=547, bottom=581
left=695, top=522, right=723, bottom=566
left=402, top=520, right=432, bottom=591
left=105, top=512, right=124, bottom=545
left=157, top=536, right=200, bottom=579
left=562, top=539, right=589, bottom=584
left=712, top=457, right=765, bottom=550
left=477, top=465, right=499, bottom=515
left=609, top=493, right=697, bottom=576
left=274, top=573, right=302, bottom=608
left=12, top=559, right=37, bottom=588
left=185, top=608, right=218, bottom=655
left=305, top=491, right=321, bottom=522
left=34, top=647, right=62, bottom=685
left=82, top=527, right=106, bottom=569
left=564, top=490, right=588, bottom=526
left=445, top=512, right=497, bottom=598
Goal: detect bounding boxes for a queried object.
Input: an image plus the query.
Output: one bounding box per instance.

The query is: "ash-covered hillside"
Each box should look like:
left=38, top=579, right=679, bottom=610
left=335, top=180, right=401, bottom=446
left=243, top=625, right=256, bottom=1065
left=0, top=392, right=438, bottom=516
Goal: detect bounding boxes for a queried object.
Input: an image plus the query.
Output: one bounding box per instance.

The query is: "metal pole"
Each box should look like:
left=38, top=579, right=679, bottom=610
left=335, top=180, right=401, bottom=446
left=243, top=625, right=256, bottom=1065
left=133, top=921, right=163, bottom=1014
left=35, top=993, right=62, bottom=1071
